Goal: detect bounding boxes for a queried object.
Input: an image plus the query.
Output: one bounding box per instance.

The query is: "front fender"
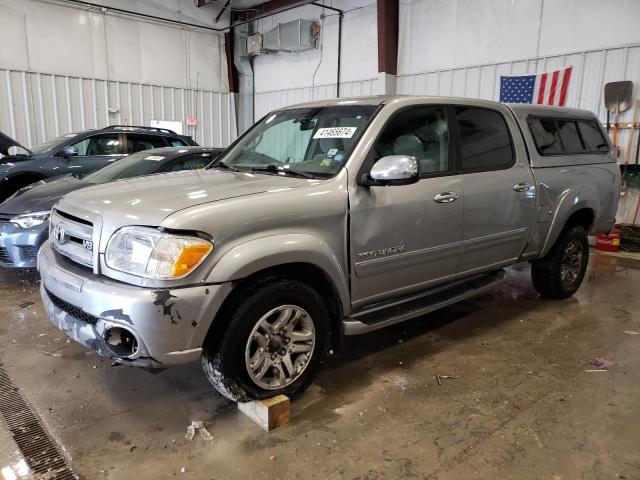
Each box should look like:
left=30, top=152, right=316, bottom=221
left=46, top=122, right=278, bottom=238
left=540, top=186, right=597, bottom=257
left=206, top=233, right=350, bottom=314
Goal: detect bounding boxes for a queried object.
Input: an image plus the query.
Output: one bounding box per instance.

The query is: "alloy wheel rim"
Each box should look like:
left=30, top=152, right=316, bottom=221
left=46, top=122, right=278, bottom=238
left=244, top=305, right=316, bottom=390
left=560, top=239, right=584, bottom=288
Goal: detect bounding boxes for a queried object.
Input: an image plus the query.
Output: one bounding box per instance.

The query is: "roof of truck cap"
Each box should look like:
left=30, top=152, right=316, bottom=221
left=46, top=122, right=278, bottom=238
left=507, top=103, right=599, bottom=119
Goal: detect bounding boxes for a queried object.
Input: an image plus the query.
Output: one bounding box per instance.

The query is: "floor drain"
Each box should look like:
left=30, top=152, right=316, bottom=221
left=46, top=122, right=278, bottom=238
left=0, top=365, right=77, bottom=480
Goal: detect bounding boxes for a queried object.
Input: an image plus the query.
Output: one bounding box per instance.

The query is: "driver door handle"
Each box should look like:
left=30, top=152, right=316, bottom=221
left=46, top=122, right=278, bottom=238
left=434, top=192, right=459, bottom=203
left=513, top=182, right=532, bottom=192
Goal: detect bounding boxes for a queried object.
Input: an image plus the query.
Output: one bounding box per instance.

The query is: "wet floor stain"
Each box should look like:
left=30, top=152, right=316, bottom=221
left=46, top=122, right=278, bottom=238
left=0, top=252, right=639, bottom=479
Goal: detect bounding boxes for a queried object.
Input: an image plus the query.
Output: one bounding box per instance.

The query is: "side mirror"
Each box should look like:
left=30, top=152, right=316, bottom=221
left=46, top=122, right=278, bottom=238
left=61, top=146, right=78, bottom=158
left=359, top=155, right=419, bottom=187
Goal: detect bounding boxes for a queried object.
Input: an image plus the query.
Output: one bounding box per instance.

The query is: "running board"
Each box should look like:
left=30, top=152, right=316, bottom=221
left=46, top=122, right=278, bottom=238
left=342, top=270, right=507, bottom=335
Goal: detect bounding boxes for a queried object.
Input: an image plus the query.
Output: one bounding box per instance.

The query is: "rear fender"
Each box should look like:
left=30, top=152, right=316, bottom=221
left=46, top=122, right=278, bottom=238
left=539, top=187, right=597, bottom=257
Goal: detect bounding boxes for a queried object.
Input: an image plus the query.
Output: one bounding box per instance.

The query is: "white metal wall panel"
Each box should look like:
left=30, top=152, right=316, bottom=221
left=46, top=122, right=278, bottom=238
left=254, top=78, right=378, bottom=120
left=396, top=44, right=640, bottom=165
left=0, top=69, right=237, bottom=149
left=397, top=44, right=640, bottom=123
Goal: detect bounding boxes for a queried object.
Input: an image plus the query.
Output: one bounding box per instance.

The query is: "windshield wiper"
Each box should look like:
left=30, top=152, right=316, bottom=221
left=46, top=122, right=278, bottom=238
left=250, top=164, right=317, bottom=179
left=208, top=159, right=240, bottom=172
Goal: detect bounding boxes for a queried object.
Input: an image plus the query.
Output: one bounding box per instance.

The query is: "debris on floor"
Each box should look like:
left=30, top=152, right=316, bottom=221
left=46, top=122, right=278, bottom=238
left=185, top=421, right=214, bottom=441
left=435, top=375, right=459, bottom=385
left=590, top=358, right=613, bottom=370
left=19, top=301, right=34, bottom=308
left=623, top=330, right=639, bottom=335
left=395, top=379, right=409, bottom=389
left=33, top=349, right=61, bottom=358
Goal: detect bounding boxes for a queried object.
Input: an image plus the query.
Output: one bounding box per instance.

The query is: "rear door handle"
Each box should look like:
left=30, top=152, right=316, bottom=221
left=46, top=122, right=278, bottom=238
left=513, top=182, right=532, bottom=192
left=434, top=192, right=459, bottom=203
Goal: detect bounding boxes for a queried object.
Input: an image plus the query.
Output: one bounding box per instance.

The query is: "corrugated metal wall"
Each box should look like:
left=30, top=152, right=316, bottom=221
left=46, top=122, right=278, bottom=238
left=396, top=43, right=640, bottom=161
left=254, top=78, right=378, bottom=119
left=0, top=68, right=237, bottom=149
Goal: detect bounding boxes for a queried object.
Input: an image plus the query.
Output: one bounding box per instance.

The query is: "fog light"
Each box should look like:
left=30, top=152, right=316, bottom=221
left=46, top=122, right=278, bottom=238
left=104, top=327, right=139, bottom=358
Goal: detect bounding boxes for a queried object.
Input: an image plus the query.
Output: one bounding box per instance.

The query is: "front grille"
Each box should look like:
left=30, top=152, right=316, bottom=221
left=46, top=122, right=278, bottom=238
left=23, top=246, right=38, bottom=261
left=45, top=288, right=98, bottom=325
left=50, top=209, right=95, bottom=268
left=0, top=247, right=12, bottom=265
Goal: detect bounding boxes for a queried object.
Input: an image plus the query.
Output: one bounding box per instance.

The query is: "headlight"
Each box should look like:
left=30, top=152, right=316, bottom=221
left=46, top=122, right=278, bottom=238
left=9, top=210, right=50, bottom=229
left=105, top=226, right=213, bottom=279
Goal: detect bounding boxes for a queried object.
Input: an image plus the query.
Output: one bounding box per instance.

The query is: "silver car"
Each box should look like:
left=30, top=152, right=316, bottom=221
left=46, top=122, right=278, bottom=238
left=38, top=96, right=619, bottom=402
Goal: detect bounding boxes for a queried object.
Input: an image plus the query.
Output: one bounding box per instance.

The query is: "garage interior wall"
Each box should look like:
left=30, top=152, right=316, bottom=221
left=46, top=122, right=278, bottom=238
left=253, top=0, right=378, bottom=120
left=0, top=0, right=237, bottom=148
left=254, top=0, right=640, bottom=125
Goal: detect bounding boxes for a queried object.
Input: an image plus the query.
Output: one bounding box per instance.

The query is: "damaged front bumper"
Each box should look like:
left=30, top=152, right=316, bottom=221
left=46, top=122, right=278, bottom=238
left=38, top=241, right=232, bottom=367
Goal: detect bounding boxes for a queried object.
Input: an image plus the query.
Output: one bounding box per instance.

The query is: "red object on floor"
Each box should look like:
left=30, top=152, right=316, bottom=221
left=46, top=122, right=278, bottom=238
left=596, top=228, right=621, bottom=252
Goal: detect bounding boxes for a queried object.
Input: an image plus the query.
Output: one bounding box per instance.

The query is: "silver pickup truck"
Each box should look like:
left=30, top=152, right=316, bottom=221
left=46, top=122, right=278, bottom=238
left=38, top=96, right=619, bottom=402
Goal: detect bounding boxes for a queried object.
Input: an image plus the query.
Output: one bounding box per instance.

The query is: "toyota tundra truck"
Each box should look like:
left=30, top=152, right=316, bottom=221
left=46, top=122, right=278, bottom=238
left=38, top=96, right=620, bottom=402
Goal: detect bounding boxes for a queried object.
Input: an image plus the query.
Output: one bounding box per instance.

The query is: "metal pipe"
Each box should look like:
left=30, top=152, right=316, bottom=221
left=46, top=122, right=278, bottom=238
left=52, top=0, right=225, bottom=31
left=54, top=0, right=317, bottom=32
left=312, top=2, right=343, bottom=98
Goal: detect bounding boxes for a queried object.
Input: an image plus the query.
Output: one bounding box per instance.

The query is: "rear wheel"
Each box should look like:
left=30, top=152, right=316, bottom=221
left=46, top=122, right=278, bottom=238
left=201, top=278, right=329, bottom=402
left=531, top=225, right=589, bottom=299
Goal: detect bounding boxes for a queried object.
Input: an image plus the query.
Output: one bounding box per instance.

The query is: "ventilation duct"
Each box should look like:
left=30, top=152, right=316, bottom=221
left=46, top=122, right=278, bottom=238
left=247, top=19, right=319, bottom=55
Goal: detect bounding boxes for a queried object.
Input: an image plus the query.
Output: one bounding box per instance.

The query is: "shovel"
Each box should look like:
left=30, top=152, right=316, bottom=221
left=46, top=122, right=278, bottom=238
left=604, top=81, right=633, bottom=155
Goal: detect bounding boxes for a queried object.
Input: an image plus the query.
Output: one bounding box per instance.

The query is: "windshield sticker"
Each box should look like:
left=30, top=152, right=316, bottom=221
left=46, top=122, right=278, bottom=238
left=320, top=158, right=333, bottom=167
left=313, top=127, right=357, bottom=139
left=326, top=148, right=338, bottom=158
left=144, top=155, right=165, bottom=161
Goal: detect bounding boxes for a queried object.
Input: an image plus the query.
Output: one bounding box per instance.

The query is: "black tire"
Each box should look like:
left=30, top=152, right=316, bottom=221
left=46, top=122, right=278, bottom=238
left=531, top=225, right=589, bottom=299
left=201, top=278, right=329, bottom=402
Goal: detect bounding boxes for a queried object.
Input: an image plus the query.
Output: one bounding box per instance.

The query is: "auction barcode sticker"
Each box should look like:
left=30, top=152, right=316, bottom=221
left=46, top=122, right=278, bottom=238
left=313, top=127, right=358, bottom=139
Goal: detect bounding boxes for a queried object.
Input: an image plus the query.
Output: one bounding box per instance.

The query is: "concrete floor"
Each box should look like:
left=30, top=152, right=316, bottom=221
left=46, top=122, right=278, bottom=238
left=0, top=251, right=639, bottom=479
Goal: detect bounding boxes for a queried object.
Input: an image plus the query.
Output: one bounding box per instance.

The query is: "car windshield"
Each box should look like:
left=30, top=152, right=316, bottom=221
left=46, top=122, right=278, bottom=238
left=212, top=105, right=377, bottom=178
left=29, top=135, right=78, bottom=154
left=82, top=150, right=179, bottom=184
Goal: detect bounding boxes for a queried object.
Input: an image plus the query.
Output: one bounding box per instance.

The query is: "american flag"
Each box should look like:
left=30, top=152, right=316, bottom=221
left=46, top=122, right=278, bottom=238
left=499, top=66, right=573, bottom=106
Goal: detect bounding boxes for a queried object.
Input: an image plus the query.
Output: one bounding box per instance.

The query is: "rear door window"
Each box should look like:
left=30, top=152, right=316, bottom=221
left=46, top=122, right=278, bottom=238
left=455, top=107, right=514, bottom=171
left=126, top=134, right=168, bottom=153
left=169, top=138, right=187, bottom=147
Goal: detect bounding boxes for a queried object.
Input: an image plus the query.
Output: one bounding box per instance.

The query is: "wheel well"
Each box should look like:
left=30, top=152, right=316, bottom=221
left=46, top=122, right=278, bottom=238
left=564, top=208, right=595, bottom=233
left=205, top=263, right=344, bottom=352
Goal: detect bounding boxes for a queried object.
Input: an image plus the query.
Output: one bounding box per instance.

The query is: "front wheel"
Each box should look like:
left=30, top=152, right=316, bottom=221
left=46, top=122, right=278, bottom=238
left=531, top=225, right=589, bottom=299
left=201, top=278, right=329, bottom=402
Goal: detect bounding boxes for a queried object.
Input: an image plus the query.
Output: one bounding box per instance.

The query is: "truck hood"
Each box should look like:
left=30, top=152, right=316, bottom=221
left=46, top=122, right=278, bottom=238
left=56, top=169, right=313, bottom=229
left=0, top=131, right=31, bottom=156
left=0, top=175, right=83, bottom=215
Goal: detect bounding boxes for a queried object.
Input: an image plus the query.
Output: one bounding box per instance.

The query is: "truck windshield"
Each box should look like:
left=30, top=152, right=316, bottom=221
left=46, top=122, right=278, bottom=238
left=213, top=105, right=377, bottom=178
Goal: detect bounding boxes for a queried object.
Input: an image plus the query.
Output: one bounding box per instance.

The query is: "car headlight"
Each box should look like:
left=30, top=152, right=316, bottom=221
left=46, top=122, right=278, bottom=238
left=105, top=226, right=213, bottom=279
left=9, top=210, right=51, bottom=229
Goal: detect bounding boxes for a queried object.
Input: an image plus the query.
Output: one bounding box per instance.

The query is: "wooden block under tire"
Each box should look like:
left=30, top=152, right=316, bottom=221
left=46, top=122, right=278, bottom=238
left=238, top=394, right=290, bottom=431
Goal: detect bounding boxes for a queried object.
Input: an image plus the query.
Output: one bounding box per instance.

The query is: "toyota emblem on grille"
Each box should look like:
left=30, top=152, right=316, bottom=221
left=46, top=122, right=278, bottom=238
left=53, top=223, right=66, bottom=244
